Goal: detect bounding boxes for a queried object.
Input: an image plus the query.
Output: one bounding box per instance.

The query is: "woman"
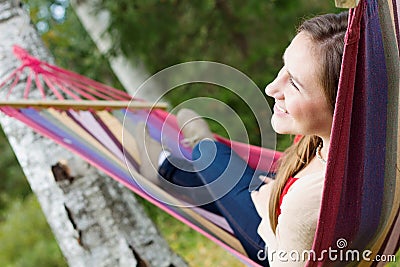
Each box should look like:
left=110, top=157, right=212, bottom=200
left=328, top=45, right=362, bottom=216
left=136, top=11, right=348, bottom=266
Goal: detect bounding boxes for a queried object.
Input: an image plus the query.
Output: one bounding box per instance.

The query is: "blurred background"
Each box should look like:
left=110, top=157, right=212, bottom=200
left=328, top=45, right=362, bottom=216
left=4, top=1, right=395, bottom=267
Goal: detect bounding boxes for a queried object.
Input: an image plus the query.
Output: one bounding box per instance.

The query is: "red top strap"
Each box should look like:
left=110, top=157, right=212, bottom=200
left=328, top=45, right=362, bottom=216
left=277, top=177, right=299, bottom=216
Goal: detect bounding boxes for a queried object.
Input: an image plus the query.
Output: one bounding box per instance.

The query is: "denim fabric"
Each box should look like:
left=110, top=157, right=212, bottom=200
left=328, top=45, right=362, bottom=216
left=158, top=140, right=269, bottom=265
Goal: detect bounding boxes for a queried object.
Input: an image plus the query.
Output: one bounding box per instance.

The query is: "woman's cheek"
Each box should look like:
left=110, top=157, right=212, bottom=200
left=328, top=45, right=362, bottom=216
left=285, top=98, right=302, bottom=117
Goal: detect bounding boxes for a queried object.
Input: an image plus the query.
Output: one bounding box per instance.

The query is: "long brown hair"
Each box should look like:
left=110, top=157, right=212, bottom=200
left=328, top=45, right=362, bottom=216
left=268, top=12, right=348, bottom=232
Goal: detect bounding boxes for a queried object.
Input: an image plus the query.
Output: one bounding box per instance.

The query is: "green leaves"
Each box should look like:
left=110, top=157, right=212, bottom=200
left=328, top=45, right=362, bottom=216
left=0, top=195, right=67, bottom=267
left=99, top=0, right=340, bottom=145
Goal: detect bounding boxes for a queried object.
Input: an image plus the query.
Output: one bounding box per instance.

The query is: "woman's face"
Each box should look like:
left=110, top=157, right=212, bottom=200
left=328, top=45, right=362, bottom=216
left=265, top=32, right=333, bottom=138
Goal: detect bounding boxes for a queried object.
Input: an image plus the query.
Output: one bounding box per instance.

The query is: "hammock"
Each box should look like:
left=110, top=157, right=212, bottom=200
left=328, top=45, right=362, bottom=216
left=0, top=48, right=280, bottom=266
left=0, top=0, right=399, bottom=265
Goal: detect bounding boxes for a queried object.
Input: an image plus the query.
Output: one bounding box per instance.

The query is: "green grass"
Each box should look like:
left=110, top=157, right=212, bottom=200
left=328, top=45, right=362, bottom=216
left=138, top=198, right=245, bottom=267
left=0, top=195, right=67, bottom=267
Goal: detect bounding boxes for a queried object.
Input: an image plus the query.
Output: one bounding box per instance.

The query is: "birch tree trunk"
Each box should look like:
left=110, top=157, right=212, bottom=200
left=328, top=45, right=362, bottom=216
left=0, top=1, right=186, bottom=266
left=69, top=0, right=161, bottom=102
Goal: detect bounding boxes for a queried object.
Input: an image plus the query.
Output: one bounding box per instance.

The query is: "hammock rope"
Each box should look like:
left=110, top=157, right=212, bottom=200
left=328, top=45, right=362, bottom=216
left=1, top=47, right=279, bottom=266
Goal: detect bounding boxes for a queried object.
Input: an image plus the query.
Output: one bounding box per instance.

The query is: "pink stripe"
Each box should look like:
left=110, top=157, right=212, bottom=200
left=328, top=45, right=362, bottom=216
left=217, top=136, right=281, bottom=172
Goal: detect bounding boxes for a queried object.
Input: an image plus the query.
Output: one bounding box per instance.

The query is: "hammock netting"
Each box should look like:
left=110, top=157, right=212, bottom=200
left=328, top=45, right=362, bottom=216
left=0, top=0, right=399, bottom=266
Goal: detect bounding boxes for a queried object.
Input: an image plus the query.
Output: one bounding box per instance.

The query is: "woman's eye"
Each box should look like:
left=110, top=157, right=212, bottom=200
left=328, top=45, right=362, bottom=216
left=289, top=77, right=299, bottom=90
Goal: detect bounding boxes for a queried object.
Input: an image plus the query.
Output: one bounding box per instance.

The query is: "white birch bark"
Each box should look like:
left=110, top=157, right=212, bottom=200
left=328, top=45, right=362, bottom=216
left=69, top=0, right=162, bottom=102
left=0, top=1, right=186, bottom=266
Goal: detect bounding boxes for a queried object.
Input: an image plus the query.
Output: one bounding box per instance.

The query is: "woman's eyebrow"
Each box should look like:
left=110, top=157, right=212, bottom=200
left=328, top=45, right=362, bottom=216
left=282, top=53, right=305, bottom=88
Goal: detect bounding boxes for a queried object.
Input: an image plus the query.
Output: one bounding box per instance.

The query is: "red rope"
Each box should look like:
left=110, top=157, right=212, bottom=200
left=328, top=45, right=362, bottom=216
left=48, top=77, right=81, bottom=100
left=43, top=76, right=65, bottom=100
left=5, top=70, right=20, bottom=99
left=0, top=45, right=134, bottom=101
left=35, top=72, right=46, bottom=99
left=52, top=77, right=98, bottom=100
left=23, top=72, right=33, bottom=99
left=45, top=62, right=131, bottom=100
left=0, top=68, right=20, bottom=89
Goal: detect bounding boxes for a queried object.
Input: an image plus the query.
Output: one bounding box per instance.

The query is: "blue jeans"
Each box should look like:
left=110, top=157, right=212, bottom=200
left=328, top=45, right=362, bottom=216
left=158, top=140, right=270, bottom=265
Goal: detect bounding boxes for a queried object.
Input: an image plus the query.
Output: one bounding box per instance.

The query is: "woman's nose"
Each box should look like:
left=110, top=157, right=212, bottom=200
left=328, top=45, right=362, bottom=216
left=265, top=67, right=285, bottom=99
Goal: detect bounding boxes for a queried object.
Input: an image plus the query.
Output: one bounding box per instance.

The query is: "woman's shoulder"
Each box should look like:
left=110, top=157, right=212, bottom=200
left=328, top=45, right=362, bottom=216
left=295, top=170, right=325, bottom=181
left=281, top=171, right=325, bottom=217
left=286, top=171, right=325, bottom=200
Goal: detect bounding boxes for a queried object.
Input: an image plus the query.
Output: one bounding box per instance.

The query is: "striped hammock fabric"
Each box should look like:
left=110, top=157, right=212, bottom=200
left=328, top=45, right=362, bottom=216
left=0, top=0, right=399, bottom=266
left=312, top=1, right=400, bottom=265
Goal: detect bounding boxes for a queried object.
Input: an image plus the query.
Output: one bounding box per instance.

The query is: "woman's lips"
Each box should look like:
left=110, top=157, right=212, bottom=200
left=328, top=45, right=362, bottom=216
left=274, top=104, right=288, bottom=114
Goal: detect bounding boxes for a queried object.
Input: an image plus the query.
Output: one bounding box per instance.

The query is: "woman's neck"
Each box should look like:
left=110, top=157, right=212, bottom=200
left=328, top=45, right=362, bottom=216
left=319, top=136, right=330, bottom=163
left=294, top=135, right=330, bottom=178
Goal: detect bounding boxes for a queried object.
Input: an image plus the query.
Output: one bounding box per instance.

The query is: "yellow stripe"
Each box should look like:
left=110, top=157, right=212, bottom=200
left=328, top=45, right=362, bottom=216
left=96, top=110, right=141, bottom=165
left=335, top=0, right=360, bottom=8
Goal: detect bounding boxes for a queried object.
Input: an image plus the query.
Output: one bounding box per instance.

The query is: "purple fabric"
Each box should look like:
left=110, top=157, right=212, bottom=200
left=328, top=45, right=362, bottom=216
left=123, top=109, right=193, bottom=159
left=334, top=0, right=387, bottom=250
left=311, top=5, right=364, bottom=262
left=92, top=111, right=140, bottom=171
left=311, top=0, right=388, bottom=265
left=354, top=0, right=387, bottom=247
left=69, top=110, right=126, bottom=162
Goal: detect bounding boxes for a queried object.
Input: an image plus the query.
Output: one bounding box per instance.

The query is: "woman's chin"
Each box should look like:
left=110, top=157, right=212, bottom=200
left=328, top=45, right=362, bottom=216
left=271, top=117, right=290, bottom=135
left=273, top=128, right=290, bottom=135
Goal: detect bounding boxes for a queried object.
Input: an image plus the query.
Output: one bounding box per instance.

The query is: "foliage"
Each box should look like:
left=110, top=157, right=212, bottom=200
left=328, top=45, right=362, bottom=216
left=138, top=198, right=243, bottom=267
left=0, top=195, right=67, bottom=267
left=390, top=250, right=400, bottom=266
left=101, top=0, right=337, bottom=78
left=24, top=0, right=341, bottom=146
left=0, top=131, right=31, bottom=213
left=26, top=0, right=123, bottom=89
left=0, top=129, right=67, bottom=266
left=96, top=0, right=339, bottom=145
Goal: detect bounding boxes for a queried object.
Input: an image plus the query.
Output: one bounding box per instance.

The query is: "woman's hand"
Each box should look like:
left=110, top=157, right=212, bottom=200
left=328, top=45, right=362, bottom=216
left=259, top=175, right=274, bottom=184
